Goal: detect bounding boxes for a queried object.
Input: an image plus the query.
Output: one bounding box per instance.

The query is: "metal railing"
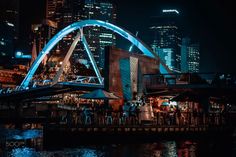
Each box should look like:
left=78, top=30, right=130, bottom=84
left=143, top=72, right=236, bottom=89
left=49, top=110, right=231, bottom=127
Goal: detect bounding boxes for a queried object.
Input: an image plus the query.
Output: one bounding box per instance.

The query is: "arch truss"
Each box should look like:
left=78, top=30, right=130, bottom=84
left=20, top=20, right=170, bottom=89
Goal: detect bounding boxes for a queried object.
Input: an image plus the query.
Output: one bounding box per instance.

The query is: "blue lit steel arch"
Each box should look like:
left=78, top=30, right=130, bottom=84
left=20, top=20, right=170, bottom=89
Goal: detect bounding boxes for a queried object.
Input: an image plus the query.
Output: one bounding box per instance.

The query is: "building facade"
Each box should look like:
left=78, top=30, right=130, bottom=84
left=181, top=37, right=200, bottom=73
left=104, top=47, right=159, bottom=106
left=0, top=0, right=19, bottom=67
left=44, top=0, right=116, bottom=71
left=82, top=0, right=116, bottom=68
left=150, top=9, right=181, bottom=72
left=46, top=0, right=65, bottom=23
left=0, top=68, right=26, bottom=88
left=31, top=19, right=58, bottom=53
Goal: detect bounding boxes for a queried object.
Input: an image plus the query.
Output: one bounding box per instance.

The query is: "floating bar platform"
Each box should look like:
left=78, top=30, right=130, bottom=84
left=43, top=124, right=234, bottom=148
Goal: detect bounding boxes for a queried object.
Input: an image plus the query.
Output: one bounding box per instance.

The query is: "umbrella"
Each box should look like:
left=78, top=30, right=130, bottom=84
left=79, top=89, right=119, bottom=100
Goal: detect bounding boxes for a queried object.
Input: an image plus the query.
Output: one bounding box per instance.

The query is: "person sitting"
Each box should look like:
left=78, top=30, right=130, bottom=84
left=84, top=107, right=92, bottom=125
left=106, top=105, right=113, bottom=125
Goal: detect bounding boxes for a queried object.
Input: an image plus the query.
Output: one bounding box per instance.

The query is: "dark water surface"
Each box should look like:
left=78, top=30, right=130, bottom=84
left=1, top=128, right=236, bottom=157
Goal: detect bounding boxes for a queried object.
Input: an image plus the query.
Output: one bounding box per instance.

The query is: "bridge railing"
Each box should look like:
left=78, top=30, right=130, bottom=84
left=25, top=79, right=54, bottom=89
left=143, top=72, right=236, bottom=89
left=0, top=75, right=104, bottom=95
left=48, top=109, right=230, bottom=127
left=0, top=88, right=13, bottom=94
left=67, top=75, right=104, bottom=85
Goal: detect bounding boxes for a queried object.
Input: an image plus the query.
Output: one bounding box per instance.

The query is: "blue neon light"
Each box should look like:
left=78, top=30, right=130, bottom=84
left=20, top=20, right=170, bottom=89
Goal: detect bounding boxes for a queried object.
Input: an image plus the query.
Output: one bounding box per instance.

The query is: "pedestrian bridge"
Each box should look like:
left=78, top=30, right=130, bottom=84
left=1, top=20, right=236, bottom=102
left=0, top=20, right=171, bottom=101
left=0, top=82, right=103, bottom=101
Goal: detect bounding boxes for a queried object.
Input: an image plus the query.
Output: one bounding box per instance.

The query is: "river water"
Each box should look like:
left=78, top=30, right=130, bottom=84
left=1, top=128, right=236, bottom=157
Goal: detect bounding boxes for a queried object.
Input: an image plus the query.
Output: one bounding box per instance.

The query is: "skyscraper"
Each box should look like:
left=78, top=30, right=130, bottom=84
left=56, top=0, right=84, bottom=59
left=46, top=0, right=57, bottom=20
left=82, top=0, right=116, bottom=68
left=0, top=0, right=19, bottom=66
left=44, top=0, right=84, bottom=65
left=43, top=0, right=116, bottom=71
left=0, top=21, right=15, bottom=64
left=181, top=37, right=200, bottom=73
left=150, top=9, right=181, bottom=72
left=0, top=0, right=19, bottom=40
left=46, top=0, right=65, bottom=23
left=31, top=19, right=58, bottom=55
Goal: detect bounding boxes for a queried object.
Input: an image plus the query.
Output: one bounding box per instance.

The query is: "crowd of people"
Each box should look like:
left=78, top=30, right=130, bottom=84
left=52, top=95, right=229, bottom=127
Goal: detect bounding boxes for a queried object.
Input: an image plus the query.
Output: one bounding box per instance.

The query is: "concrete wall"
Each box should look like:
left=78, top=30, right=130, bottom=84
left=104, top=46, right=159, bottom=107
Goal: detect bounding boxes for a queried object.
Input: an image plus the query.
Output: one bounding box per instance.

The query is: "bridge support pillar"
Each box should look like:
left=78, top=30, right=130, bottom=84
left=14, top=102, right=23, bottom=129
left=52, top=32, right=82, bottom=84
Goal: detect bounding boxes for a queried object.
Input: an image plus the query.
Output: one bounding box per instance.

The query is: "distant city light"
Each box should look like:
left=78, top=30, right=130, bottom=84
left=21, top=20, right=170, bottom=89
left=78, top=59, right=89, bottom=66
left=20, top=55, right=31, bottom=59
left=15, top=51, right=31, bottom=59
left=15, top=51, right=23, bottom=57
left=162, top=9, right=179, bottom=14
left=6, top=22, right=14, bottom=27
left=170, top=101, right=177, bottom=106
left=0, top=41, right=6, bottom=45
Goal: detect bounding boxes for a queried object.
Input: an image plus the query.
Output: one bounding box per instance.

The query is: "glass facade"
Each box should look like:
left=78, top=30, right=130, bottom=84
left=150, top=10, right=181, bottom=72
left=45, top=0, right=116, bottom=70
left=0, top=0, right=19, bottom=67
left=83, top=0, right=116, bottom=68
left=181, top=37, right=200, bottom=73
left=31, top=20, right=58, bottom=53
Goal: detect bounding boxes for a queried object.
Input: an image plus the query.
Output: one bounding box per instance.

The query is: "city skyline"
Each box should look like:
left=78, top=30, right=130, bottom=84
left=1, top=1, right=236, bottom=156
left=150, top=10, right=182, bottom=72
left=1, top=0, right=234, bottom=73
left=114, top=0, right=234, bottom=73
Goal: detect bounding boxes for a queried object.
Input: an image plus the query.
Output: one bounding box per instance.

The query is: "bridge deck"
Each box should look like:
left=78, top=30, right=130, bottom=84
left=0, top=82, right=103, bottom=101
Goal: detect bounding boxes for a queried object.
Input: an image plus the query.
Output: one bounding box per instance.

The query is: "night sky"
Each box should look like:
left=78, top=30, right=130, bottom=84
left=17, top=0, right=236, bottom=73
left=114, top=0, right=235, bottom=73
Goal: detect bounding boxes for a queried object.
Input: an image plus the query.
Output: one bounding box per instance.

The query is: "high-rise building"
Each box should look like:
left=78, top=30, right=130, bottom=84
left=56, top=0, right=84, bottom=28
left=0, top=0, right=19, bottom=40
left=150, top=9, right=181, bottom=72
left=0, top=21, right=15, bottom=65
left=0, top=0, right=19, bottom=67
left=45, top=0, right=83, bottom=63
left=82, top=0, right=116, bottom=68
left=181, top=37, right=200, bottom=73
left=31, top=19, right=58, bottom=54
left=46, top=0, right=65, bottom=23
left=180, top=37, right=190, bottom=73
left=44, top=0, right=116, bottom=71
left=56, top=0, right=83, bottom=59
left=46, top=0, right=57, bottom=20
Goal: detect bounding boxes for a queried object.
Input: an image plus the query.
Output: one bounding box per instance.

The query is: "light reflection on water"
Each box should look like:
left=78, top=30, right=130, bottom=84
left=162, top=141, right=177, bottom=157
left=0, top=128, right=43, bottom=140
left=10, top=148, right=36, bottom=157
left=8, top=147, right=105, bottom=157
left=6, top=140, right=198, bottom=157
left=1, top=128, right=235, bottom=157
